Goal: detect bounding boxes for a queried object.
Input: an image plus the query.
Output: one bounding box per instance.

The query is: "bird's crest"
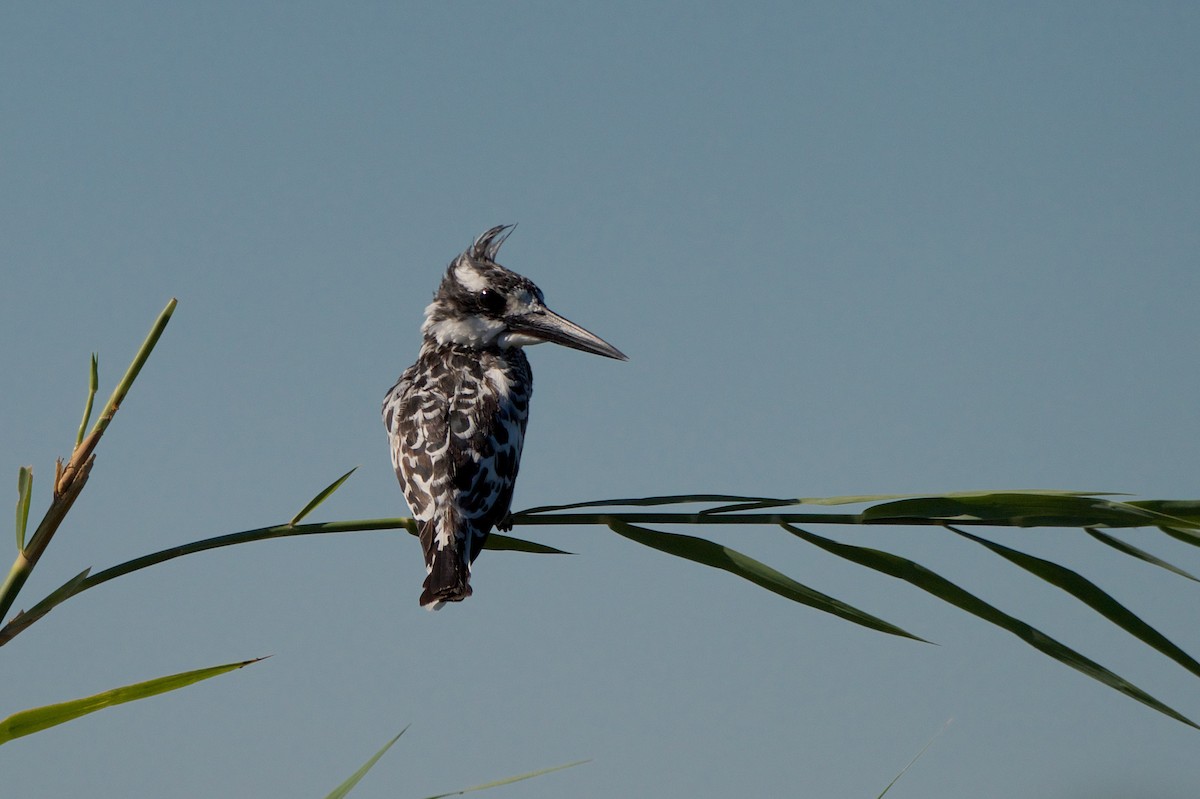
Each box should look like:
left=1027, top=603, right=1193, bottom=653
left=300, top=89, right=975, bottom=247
left=467, top=224, right=516, bottom=264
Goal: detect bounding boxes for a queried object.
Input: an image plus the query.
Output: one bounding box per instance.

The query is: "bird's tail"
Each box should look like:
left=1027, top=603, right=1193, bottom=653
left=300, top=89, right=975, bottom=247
left=420, top=537, right=473, bottom=611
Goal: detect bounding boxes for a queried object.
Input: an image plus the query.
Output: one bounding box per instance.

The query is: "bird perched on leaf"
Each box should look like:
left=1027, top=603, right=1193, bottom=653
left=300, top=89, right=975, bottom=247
left=382, top=226, right=627, bottom=609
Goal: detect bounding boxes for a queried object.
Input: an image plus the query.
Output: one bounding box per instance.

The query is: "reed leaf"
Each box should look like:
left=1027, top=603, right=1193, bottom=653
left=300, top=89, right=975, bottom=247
left=0, top=568, right=91, bottom=642
left=519, top=493, right=789, bottom=515
left=1158, top=526, right=1200, bottom=548
left=1083, top=528, right=1200, bottom=582
left=1129, top=500, right=1200, bottom=526
left=861, top=492, right=1180, bottom=528
left=608, top=520, right=926, bottom=642
left=15, top=467, right=32, bottom=553
left=75, top=353, right=98, bottom=448
left=323, top=727, right=408, bottom=799
left=421, top=760, right=588, bottom=799
left=781, top=523, right=1200, bottom=730
left=875, top=719, right=951, bottom=799
left=0, top=657, right=263, bottom=744
left=290, top=467, right=357, bottom=526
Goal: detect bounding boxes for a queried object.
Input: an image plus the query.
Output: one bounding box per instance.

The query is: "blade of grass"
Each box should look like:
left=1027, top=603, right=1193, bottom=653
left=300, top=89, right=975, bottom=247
left=518, top=494, right=791, bottom=515
left=15, top=467, right=32, bottom=553
left=0, top=656, right=264, bottom=744
left=862, top=493, right=1170, bottom=528
left=876, top=719, right=951, bottom=799
left=290, top=467, right=357, bottom=526
left=782, top=523, right=1200, bottom=730
left=609, top=520, right=927, bottom=642
left=0, top=567, right=91, bottom=641
left=323, top=727, right=408, bottom=799
left=421, top=760, right=589, bottom=799
left=1159, top=526, right=1200, bottom=548
left=947, top=525, right=1200, bottom=679
left=482, top=532, right=570, bottom=554
left=1083, top=528, right=1200, bottom=583
left=1129, top=500, right=1200, bottom=526
left=75, top=353, right=99, bottom=448
left=397, top=524, right=570, bottom=554
left=695, top=494, right=918, bottom=514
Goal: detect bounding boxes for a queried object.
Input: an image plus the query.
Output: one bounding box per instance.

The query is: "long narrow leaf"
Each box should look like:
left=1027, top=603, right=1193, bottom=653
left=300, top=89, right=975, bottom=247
left=862, top=493, right=1172, bottom=529
left=421, top=760, right=589, bottom=799
left=781, top=523, right=1200, bottom=730
left=290, top=467, right=357, bottom=526
left=948, top=525, right=1200, bottom=679
left=609, top=521, right=926, bottom=642
left=1159, top=526, right=1200, bottom=549
left=876, top=719, right=952, bottom=799
left=0, top=568, right=91, bottom=641
left=393, top=523, right=568, bottom=554
left=519, top=494, right=790, bottom=514
left=1129, top=500, right=1200, bottom=526
left=697, top=494, right=918, bottom=514
left=0, top=657, right=264, bottom=744
left=323, top=727, right=408, bottom=799
left=1083, top=528, right=1200, bottom=583
left=483, top=532, right=571, bottom=555
left=75, top=353, right=99, bottom=447
left=15, top=467, right=32, bottom=553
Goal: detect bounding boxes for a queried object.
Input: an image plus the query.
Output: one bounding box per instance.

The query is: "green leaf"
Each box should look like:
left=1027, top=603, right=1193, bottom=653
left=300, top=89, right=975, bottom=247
left=15, top=467, right=32, bottom=553
left=1083, top=527, right=1200, bottom=582
left=1128, top=500, right=1200, bottom=526
left=875, top=719, right=951, bottom=799
left=290, top=467, right=357, bottom=526
left=323, top=727, right=408, bottom=799
left=0, top=568, right=91, bottom=645
left=76, top=353, right=99, bottom=448
left=421, top=760, right=589, bottom=799
left=948, top=525, right=1200, bottom=679
left=396, top=524, right=570, bottom=554
left=1159, top=525, right=1200, bottom=548
left=781, top=523, right=1200, bottom=730
left=0, top=657, right=264, bottom=744
left=519, top=494, right=791, bottom=515
left=608, top=520, right=927, bottom=642
left=862, top=492, right=1167, bottom=528
left=483, top=532, right=571, bottom=555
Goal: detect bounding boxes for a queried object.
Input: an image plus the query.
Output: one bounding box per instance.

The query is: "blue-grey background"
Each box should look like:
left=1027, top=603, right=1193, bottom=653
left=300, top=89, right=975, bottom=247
left=2, top=3, right=1198, bottom=797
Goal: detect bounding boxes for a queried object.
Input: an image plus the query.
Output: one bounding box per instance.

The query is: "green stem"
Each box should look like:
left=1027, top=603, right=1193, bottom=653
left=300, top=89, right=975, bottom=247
left=0, top=553, right=33, bottom=626
left=91, top=299, right=176, bottom=437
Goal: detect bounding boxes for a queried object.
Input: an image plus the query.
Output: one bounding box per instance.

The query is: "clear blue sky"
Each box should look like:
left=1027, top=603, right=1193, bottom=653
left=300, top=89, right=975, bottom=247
left=3, top=3, right=1199, bottom=797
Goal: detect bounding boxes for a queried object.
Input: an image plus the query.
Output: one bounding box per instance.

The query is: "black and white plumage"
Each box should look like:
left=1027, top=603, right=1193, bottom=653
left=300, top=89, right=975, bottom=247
left=382, top=226, right=626, bottom=609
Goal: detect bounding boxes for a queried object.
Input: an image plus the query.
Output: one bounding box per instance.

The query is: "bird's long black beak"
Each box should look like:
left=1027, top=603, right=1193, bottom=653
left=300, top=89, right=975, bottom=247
left=509, top=306, right=628, bottom=361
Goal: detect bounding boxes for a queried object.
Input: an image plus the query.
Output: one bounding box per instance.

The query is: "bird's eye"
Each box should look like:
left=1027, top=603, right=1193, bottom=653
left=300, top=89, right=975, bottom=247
left=478, top=288, right=506, bottom=315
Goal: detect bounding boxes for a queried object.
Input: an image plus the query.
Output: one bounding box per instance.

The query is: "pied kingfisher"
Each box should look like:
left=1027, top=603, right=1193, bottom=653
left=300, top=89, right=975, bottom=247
left=382, top=226, right=627, bottom=609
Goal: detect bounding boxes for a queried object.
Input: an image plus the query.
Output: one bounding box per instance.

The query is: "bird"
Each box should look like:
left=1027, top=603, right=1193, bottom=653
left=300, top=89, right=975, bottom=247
left=382, top=226, right=627, bottom=609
